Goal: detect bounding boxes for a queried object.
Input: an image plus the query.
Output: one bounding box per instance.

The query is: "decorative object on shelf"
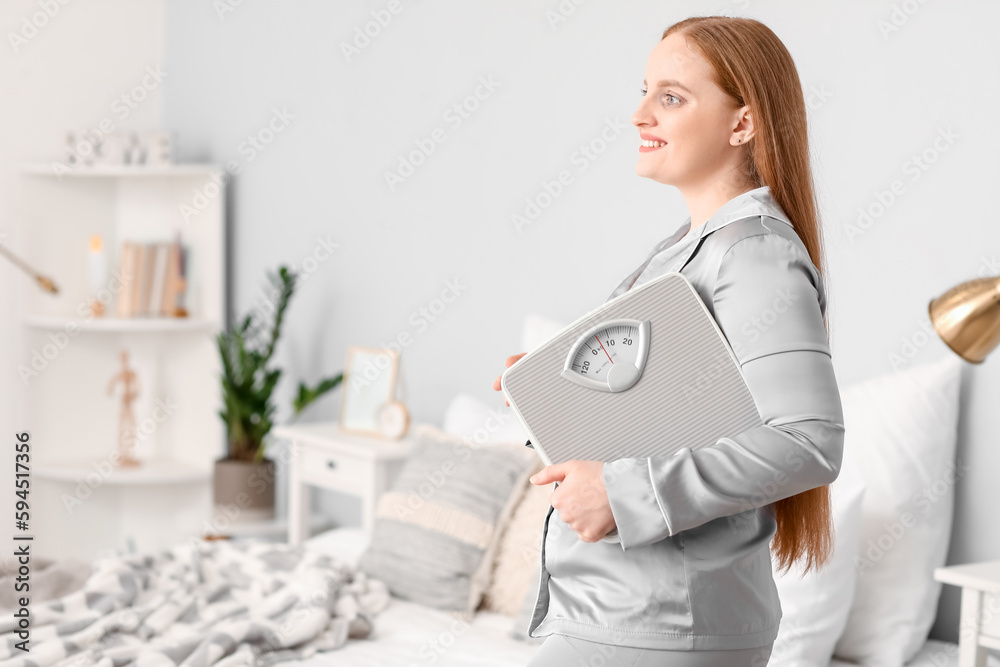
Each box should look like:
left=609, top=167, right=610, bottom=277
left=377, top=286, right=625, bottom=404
left=340, top=346, right=406, bottom=438
left=115, top=233, right=188, bottom=318
left=62, top=131, right=79, bottom=166
left=215, top=265, right=343, bottom=522
left=64, top=129, right=175, bottom=167
left=64, top=129, right=99, bottom=167
left=143, top=130, right=173, bottom=166
left=376, top=399, right=410, bottom=440
left=173, top=230, right=189, bottom=317
left=0, top=242, right=58, bottom=294
left=86, top=235, right=107, bottom=317
left=929, top=274, right=1000, bottom=363
left=95, top=131, right=126, bottom=165
left=106, top=349, right=141, bottom=468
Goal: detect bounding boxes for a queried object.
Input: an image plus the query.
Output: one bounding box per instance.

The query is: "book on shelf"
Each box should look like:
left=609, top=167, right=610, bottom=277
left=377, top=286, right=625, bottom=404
left=130, top=244, right=144, bottom=315
left=147, top=243, right=168, bottom=315
left=137, top=243, right=155, bottom=315
left=116, top=242, right=137, bottom=318
left=115, top=237, right=188, bottom=318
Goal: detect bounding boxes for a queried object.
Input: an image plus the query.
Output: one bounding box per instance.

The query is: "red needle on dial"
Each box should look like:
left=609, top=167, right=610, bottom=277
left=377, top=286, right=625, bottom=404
left=595, top=335, right=613, bottom=363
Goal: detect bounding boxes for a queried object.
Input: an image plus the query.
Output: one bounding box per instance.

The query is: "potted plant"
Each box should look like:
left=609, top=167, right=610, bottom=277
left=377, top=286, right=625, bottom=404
left=214, top=265, right=342, bottom=522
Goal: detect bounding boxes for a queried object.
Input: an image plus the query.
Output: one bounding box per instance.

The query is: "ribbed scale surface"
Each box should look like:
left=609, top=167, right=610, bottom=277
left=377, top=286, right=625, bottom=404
left=503, top=273, right=762, bottom=465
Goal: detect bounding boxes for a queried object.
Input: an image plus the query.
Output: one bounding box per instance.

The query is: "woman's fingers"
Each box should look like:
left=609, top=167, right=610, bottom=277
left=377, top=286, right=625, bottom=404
left=493, top=353, right=527, bottom=390
left=493, top=353, right=527, bottom=406
left=493, top=374, right=510, bottom=406
left=507, top=352, right=527, bottom=367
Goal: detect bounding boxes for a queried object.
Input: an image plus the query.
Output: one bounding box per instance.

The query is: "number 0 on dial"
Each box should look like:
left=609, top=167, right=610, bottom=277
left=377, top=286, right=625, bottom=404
left=561, top=318, right=651, bottom=393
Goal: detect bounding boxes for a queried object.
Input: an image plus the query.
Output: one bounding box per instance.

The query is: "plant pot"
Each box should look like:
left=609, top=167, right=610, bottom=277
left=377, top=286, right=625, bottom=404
left=212, top=458, right=276, bottom=523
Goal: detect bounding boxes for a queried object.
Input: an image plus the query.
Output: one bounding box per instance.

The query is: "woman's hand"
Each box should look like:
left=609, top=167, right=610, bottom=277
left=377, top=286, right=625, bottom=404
left=530, top=460, right=618, bottom=543
left=492, top=353, right=526, bottom=406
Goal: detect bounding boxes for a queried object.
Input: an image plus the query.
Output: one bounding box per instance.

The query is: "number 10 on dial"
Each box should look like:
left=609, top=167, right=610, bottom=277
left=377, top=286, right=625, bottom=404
left=561, top=318, right=651, bottom=393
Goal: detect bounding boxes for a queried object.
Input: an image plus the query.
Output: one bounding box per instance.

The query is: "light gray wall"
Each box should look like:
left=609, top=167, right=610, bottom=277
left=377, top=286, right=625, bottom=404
left=155, top=0, right=997, bottom=644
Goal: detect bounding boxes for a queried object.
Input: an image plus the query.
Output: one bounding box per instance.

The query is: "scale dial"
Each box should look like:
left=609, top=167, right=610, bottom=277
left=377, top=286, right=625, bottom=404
left=561, top=318, right=651, bottom=393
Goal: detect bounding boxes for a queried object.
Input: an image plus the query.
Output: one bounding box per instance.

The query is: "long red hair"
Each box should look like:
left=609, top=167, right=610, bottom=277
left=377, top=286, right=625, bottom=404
left=661, top=16, right=834, bottom=575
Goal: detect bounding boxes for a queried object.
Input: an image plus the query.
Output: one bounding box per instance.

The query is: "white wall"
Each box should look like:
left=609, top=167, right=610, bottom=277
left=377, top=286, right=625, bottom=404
left=2, top=0, right=997, bottom=645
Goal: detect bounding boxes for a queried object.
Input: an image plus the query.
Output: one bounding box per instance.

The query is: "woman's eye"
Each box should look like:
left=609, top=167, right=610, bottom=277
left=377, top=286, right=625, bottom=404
left=640, top=87, right=681, bottom=105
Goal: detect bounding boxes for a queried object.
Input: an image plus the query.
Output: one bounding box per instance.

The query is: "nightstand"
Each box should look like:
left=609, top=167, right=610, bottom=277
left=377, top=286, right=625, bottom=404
left=271, top=421, right=417, bottom=545
left=935, top=560, right=1000, bottom=666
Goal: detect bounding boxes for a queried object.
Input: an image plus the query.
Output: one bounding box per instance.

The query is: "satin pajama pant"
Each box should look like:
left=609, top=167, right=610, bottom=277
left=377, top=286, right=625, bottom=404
left=526, top=633, right=773, bottom=666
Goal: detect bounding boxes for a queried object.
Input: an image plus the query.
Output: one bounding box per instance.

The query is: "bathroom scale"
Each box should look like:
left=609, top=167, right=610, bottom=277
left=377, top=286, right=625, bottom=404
left=500, top=272, right=763, bottom=542
left=500, top=271, right=763, bottom=543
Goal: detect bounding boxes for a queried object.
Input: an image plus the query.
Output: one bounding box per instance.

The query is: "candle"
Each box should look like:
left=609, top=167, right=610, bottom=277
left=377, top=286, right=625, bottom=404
left=87, top=235, right=107, bottom=316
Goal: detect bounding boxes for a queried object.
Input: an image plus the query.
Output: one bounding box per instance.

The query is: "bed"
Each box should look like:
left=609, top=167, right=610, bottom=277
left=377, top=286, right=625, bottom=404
left=298, top=329, right=974, bottom=667
left=296, top=527, right=977, bottom=667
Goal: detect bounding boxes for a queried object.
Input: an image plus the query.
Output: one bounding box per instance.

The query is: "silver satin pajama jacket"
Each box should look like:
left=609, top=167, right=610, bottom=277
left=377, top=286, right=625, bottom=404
left=526, top=185, right=846, bottom=651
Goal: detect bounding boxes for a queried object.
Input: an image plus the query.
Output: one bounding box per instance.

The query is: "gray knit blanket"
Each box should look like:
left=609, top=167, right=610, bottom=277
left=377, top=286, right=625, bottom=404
left=0, top=538, right=390, bottom=667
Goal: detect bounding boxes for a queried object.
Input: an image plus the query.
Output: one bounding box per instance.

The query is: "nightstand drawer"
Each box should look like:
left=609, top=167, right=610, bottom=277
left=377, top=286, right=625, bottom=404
left=298, top=447, right=369, bottom=494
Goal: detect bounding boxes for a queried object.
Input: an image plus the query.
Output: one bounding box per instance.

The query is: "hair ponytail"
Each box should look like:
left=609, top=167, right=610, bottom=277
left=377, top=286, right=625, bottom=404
left=662, top=15, right=833, bottom=575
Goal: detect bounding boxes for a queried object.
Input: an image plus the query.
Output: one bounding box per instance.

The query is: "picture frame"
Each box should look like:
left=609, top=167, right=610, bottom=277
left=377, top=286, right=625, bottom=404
left=339, top=345, right=400, bottom=438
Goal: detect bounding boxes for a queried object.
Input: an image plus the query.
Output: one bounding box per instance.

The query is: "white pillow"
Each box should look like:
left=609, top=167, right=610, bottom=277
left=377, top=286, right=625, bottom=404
left=443, top=313, right=567, bottom=445
left=832, top=354, right=963, bottom=665
left=769, top=437, right=866, bottom=667
left=520, top=313, right=567, bottom=354
left=442, top=393, right=528, bottom=445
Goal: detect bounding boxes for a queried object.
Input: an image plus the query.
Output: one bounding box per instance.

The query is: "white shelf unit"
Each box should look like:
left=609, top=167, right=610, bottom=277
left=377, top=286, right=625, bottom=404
left=34, top=458, right=211, bottom=485
left=23, top=314, right=217, bottom=332
left=19, top=163, right=222, bottom=177
left=17, top=163, right=226, bottom=561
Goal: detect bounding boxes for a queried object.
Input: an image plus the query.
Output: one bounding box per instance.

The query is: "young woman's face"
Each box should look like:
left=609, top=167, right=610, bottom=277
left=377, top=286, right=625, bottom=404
left=632, top=32, right=749, bottom=188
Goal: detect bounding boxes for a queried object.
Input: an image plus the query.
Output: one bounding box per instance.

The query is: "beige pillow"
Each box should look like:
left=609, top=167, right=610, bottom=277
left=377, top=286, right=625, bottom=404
left=479, top=459, right=553, bottom=617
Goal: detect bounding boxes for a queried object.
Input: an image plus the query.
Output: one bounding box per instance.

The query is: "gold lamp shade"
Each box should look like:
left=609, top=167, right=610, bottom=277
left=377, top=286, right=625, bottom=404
left=929, top=276, right=1000, bottom=364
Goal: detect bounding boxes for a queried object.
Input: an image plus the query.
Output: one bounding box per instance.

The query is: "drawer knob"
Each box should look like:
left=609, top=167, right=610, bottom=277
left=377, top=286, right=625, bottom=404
left=326, top=460, right=337, bottom=469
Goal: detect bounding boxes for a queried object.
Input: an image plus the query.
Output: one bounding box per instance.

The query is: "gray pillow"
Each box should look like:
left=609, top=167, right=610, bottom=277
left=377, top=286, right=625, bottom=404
left=358, top=424, right=535, bottom=617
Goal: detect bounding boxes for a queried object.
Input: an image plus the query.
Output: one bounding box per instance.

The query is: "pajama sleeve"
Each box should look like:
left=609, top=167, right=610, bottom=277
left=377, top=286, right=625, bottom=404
left=602, top=231, right=846, bottom=551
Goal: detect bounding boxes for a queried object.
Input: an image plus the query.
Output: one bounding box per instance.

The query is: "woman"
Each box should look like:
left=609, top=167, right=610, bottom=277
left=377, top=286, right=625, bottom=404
left=492, top=16, right=845, bottom=667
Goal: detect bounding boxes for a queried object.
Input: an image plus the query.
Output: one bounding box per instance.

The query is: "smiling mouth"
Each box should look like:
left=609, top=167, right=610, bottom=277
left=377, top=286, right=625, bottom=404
left=639, top=139, right=666, bottom=153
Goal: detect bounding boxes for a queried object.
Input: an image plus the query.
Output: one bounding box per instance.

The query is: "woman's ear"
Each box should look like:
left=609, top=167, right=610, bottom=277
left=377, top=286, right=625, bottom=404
left=731, top=105, right=755, bottom=145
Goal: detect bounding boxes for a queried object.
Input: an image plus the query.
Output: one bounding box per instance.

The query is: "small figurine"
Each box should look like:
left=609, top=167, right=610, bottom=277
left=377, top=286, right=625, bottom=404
left=106, top=349, right=141, bottom=467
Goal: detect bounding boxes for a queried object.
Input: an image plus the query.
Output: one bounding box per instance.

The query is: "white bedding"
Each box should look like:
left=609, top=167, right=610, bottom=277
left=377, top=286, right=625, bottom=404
left=296, top=528, right=537, bottom=666
left=297, top=527, right=975, bottom=667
